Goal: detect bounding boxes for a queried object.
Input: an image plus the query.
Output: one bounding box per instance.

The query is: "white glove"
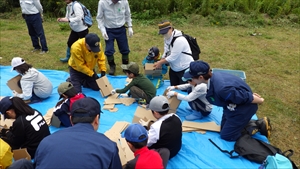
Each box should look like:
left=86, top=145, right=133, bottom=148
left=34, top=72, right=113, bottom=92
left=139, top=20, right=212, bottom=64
left=111, top=89, right=116, bottom=95
left=166, top=91, right=175, bottom=99
left=167, top=86, right=175, bottom=91
left=102, top=32, right=109, bottom=40
left=139, top=119, right=150, bottom=127
left=128, top=27, right=133, bottom=37
left=12, top=90, right=19, bottom=97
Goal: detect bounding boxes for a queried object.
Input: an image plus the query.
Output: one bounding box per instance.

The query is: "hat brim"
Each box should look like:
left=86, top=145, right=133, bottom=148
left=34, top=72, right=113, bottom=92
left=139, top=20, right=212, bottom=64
left=181, top=76, right=192, bottom=82
left=146, top=55, right=154, bottom=60
left=90, top=46, right=100, bottom=53
left=121, top=64, right=129, bottom=70
left=183, top=71, right=195, bottom=80
left=159, top=27, right=170, bottom=35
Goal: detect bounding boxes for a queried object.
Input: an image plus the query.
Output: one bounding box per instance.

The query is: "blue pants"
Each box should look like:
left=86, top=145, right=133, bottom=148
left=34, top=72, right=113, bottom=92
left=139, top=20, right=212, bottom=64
left=187, top=87, right=211, bottom=116
left=69, top=67, right=99, bottom=93
left=57, top=113, right=72, bottom=127
left=105, top=26, right=130, bottom=57
left=24, top=13, right=48, bottom=51
left=220, top=104, right=258, bottom=141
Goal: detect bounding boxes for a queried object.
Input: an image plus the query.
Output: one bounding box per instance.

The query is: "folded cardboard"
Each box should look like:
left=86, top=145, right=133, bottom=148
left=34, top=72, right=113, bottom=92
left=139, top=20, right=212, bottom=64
left=44, top=108, right=54, bottom=126
left=96, top=76, right=114, bottom=97
left=13, top=148, right=31, bottom=161
left=7, top=75, right=22, bottom=93
left=182, top=126, right=206, bottom=134
left=182, top=121, right=220, bottom=132
left=132, top=106, right=156, bottom=123
left=163, top=89, right=182, bottom=114
left=144, top=63, right=162, bottom=76
left=0, top=114, right=15, bottom=129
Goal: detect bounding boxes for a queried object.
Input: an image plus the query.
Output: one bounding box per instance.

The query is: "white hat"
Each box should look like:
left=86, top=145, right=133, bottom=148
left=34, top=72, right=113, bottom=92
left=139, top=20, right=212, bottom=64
left=11, top=57, right=25, bottom=71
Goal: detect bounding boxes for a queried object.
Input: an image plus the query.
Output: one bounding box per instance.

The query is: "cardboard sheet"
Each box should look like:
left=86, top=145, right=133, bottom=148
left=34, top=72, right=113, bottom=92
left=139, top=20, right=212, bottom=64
left=182, top=121, right=221, bottom=132
left=7, top=75, right=22, bottom=93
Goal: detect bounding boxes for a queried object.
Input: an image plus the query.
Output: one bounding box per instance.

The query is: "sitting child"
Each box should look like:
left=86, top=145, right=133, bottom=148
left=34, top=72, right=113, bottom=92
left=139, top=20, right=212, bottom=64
left=53, top=82, right=85, bottom=127
left=111, top=62, right=156, bottom=104
left=142, top=47, right=168, bottom=89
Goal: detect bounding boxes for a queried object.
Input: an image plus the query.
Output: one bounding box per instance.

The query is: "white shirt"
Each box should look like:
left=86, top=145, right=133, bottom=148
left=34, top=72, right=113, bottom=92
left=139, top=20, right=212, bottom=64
left=20, top=0, right=43, bottom=15
left=96, top=0, right=132, bottom=34
left=66, top=2, right=88, bottom=32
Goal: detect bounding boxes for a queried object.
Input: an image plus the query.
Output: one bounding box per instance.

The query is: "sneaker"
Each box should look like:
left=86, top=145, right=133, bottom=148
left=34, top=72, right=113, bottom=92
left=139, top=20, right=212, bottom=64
left=185, top=112, right=202, bottom=121
left=31, top=48, right=41, bottom=52
left=137, top=98, right=147, bottom=105
left=256, top=117, right=272, bottom=138
left=40, top=51, right=49, bottom=54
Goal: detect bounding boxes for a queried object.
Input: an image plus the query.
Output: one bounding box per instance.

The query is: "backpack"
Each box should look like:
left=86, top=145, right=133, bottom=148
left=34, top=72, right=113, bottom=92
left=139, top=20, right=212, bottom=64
left=170, top=31, right=201, bottom=60
left=260, top=154, right=293, bottom=169
left=71, top=1, right=93, bottom=28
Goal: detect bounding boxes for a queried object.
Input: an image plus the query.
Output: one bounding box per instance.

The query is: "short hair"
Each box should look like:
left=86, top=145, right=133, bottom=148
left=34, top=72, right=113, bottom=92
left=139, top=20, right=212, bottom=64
left=71, top=109, right=99, bottom=124
left=123, top=69, right=139, bottom=77
left=126, top=136, right=148, bottom=149
left=193, top=69, right=212, bottom=80
left=14, top=63, right=32, bottom=75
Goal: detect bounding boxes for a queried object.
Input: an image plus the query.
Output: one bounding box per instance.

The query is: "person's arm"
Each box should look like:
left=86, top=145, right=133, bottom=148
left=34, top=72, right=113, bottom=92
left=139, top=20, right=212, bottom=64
left=6, top=119, right=26, bottom=149
left=116, top=79, right=136, bottom=93
left=69, top=2, right=85, bottom=23
left=153, top=58, right=168, bottom=69
left=17, top=77, right=34, bottom=100
left=176, top=85, right=204, bottom=102
left=53, top=99, right=70, bottom=116
left=71, top=46, right=95, bottom=77
left=124, top=0, right=132, bottom=27
left=251, top=93, right=264, bottom=104
left=108, top=143, right=122, bottom=169
left=220, top=87, right=254, bottom=105
left=96, top=1, right=106, bottom=34
left=147, top=126, right=159, bottom=147
left=33, top=0, right=43, bottom=14
left=97, top=44, right=107, bottom=73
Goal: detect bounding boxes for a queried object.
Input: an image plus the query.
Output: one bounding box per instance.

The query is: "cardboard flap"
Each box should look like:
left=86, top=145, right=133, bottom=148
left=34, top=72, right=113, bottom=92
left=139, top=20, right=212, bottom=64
left=96, top=76, right=113, bottom=97
left=0, top=114, right=15, bottom=129
left=7, top=75, right=22, bottom=93
left=132, top=106, right=156, bottom=123
left=144, top=63, right=162, bottom=76
left=44, top=108, right=54, bottom=126
left=182, top=121, right=220, bottom=132
left=162, top=89, right=182, bottom=112
left=13, top=148, right=31, bottom=161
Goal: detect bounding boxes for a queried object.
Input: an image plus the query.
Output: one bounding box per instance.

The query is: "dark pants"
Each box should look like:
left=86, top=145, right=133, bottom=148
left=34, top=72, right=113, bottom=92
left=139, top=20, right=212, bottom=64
left=155, top=148, right=170, bottom=169
left=69, top=67, right=99, bottom=93
left=8, top=159, right=34, bottom=169
left=24, top=13, right=48, bottom=51
left=169, top=68, right=187, bottom=86
left=105, top=26, right=130, bottom=59
left=130, top=86, right=151, bottom=104
left=17, top=80, right=41, bottom=103
left=187, top=88, right=211, bottom=116
left=67, top=29, right=89, bottom=47
left=57, top=113, right=72, bottom=127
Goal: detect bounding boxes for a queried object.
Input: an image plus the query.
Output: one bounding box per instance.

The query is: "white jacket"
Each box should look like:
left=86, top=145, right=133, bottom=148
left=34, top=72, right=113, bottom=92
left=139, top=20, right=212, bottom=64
left=66, top=2, right=88, bottom=32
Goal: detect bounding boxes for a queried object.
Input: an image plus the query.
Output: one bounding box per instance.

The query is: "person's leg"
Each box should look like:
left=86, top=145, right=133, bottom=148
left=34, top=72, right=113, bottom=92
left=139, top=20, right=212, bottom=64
left=29, top=91, right=42, bottom=104
left=8, top=159, right=34, bottom=169
left=61, top=30, right=78, bottom=62
left=130, top=86, right=150, bottom=103
left=25, top=15, right=40, bottom=50
left=82, top=71, right=100, bottom=91
left=115, top=26, right=130, bottom=64
left=56, top=113, right=72, bottom=127
left=154, top=148, right=170, bottom=169
left=69, top=67, right=84, bottom=93
left=31, top=13, right=48, bottom=52
left=169, top=68, right=179, bottom=86
left=106, top=28, right=116, bottom=75
left=176, top=69, right=188, bottom=85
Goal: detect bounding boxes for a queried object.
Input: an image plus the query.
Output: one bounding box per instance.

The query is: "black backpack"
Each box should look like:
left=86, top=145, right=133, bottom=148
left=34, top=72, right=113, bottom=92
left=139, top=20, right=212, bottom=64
left=170, top=31, right=201, bottom=60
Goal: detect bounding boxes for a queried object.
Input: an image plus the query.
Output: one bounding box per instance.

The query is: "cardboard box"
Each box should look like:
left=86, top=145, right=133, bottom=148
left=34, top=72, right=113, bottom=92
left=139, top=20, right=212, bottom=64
left=13, top=148, right=31, bottom=161
left=7, top=75, right=22, bottom=93
left=163, top=89, right=182, bottom=114
left=96, top=76, right=113, bottom=97
left=132, top=106, right=156, bottom=123
left=144, top=63, right=162, bottom=76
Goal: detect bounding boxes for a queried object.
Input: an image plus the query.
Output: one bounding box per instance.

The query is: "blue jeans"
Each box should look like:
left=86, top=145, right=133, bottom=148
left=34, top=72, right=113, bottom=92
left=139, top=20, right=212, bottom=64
left=24, top=13, right=48, bottom=51
left=105, top=26, right=130, bottom=58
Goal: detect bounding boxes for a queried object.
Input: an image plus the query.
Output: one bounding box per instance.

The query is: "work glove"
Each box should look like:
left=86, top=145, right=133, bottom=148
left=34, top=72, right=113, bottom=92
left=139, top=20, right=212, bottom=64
left=92, top=73, right=99, bottom=79
left=128, top=27, right=133, bottom=37
left=139, top=119, right=151, bottom=127
left=102, top=32, right=109, bottom=40
left=167, top=86, right=175, bottom=91
left=101, top=71, right=106, bottom=77
left=166, top=91, right=176, bottom=99
left=1, top=128, right=9, bottom=137
left=111, top=89, right=116, bottom=95
left=12, top=90, right=19, bottom=97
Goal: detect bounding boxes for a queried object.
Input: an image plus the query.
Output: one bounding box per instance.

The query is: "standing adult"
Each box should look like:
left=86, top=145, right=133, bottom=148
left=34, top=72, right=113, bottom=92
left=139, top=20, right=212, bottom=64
left=20, top=0, right=48, bottom=54
left=34, top=97, right=122, bottom=169
left=68, top=33, right=107, bottom=93
left=153, top=21, right=194, bottom=86
left=58, top=0, right=89, bottom=62
left=96, top=0, right=133, bottom=75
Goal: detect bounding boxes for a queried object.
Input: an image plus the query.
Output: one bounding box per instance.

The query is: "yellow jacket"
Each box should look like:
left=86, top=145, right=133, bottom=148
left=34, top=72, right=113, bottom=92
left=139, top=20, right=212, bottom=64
left=68, top=38, right=107, bottom=77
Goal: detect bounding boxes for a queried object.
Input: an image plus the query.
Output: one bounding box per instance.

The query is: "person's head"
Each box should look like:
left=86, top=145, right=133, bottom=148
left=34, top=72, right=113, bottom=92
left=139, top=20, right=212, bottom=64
left=158, top=21, right=173, bottom=39
left=183, top=61, right=212, bottom=84
left=57, top=82, right=78, bottom=100
left=85, top=33, right=101, bottom=53
left=146, top=47, right=160, bottom=61
left=11, top=57, right=32, bottom=74
left=111, top=0, right=119, bottom=4
left=124, top=123, right=148, bottom=152
left=182, top=68, right=197, bottom=86
left=0, top=96, right=35, bottom=119
left=121, top=62, right=139, bottom=78
left=148, top=96, right=170, bottom=119
left=64, top=0, right=72, bottom=4
left=70, top=97, right=102, bottom=130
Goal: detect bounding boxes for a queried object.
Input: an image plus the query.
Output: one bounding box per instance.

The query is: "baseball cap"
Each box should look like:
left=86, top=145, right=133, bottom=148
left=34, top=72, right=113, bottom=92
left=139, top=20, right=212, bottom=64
left=85, top=33, right=100, bottom=53
left=121, top=62, right=139, bottom=74
left=0, top=97, right=12, bottom=119
left=183, top=61, right=210, bottom=79
left=148, top=95, right=170, bottom=112
left=146, top=47, right=160, bottom=60
left=71, top=97, right=102, bottom=117
left=11, top=57, right=25, bottom=71
left=57, top=82, right=74, bottom=100
left=123, top=123, right=148, bottom=142
left=158, top=21, right=172, bottom=35
left=181, top=68, right=192, bottom=82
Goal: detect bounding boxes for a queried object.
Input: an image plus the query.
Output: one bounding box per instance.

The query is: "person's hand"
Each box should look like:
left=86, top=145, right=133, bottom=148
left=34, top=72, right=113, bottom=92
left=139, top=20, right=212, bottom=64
left=12, top=90, right=19, bottom=97
left=166, top=91, right=176, bottom=98
left=167, top=86, right=175, bottom=91
left=139, top=119, right=150, bottom=127
left=102, top=32, right=109, bottom=40
left=153, top=62, right=162, bottom=69
left=92, top=73, right=99, bottom=79
left=101, top=71, right=106, bottom=77
left=128, top=27, right=133, bottom=37
left=41, top=14, right=44, bottom=22
left=111, top=89, right=116, bottom=95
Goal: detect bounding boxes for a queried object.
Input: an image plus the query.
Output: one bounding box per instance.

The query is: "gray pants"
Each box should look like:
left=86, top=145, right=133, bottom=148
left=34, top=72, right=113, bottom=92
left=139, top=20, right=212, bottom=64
left=130, top=86, right=151, bottom=104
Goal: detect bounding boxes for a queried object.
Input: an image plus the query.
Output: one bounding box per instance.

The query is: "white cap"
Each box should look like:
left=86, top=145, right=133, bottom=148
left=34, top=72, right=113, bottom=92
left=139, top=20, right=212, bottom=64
left=11, top=57, right=25, bottom=71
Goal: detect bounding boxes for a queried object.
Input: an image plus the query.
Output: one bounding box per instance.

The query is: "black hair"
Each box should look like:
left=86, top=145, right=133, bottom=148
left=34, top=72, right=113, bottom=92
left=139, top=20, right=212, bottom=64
left=193, top=69, right=212, bottom=80
left=10, top=97, right=35, bottom=117
left=71, top=109, right=99, bottom=124
left=157, top=103, right=169, bottom=115
left=123, top=69, right=139, bottom=77
left=126, top=135, right=148, bottom=149
left=14, top=63, right=33, bottom=75
left=63, top=87, right=78, bottom=98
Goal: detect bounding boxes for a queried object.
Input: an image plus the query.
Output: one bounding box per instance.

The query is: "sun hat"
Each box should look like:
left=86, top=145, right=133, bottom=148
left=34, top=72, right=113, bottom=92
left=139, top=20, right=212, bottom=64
left=11, top=57, right=25, bottom=71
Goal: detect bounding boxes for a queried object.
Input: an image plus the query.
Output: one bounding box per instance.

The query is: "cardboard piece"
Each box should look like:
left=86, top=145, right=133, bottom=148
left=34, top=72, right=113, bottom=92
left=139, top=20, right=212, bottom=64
left=44, top=108, right=54, bottom=126
left=51, top=114, right=61, bottom=128
left=182, top=121, right=220, bottom=132
left=7, top=75, right=22, bottom=93
left=96, top=76, right=114, bottom=97
left=13, top=148, right=31, bottom=161
left=144, top=63, right=162, bottom=76
left=109, top=108, right=118, bottom=112
left=163, top=89, right=182, bottom=113
left=104, top=97, right=122, bottom=105
left=0, top=114, right=15, bottom=129
left=103, top=104, right=115, bottom=110
left=120, top=98, right=135, bottom=106
left=132, top=106, right=156, bottom=123
left=182, top=126, right=206, bottom=134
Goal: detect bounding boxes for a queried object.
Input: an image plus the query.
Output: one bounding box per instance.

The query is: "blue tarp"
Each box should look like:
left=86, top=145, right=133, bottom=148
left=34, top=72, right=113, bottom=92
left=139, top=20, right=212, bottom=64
left=0, top=66, right=267, bottom=168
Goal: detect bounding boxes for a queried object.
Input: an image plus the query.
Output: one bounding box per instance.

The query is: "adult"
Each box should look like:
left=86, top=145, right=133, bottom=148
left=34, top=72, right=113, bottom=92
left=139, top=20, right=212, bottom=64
left=34, top=97, right=122, bottom=169
left=183, top=61, right=272, bottom=141
left=96, top=0, right=133, bottom=75
left=57, top=0, right=89, bottom=62
left=0, top=96, right=50, bottom=158
left=68, top=33, right=107, bottom=93
left=153, top=21, right=194, bottom=86
left=20, top=0, right=48, bottom=54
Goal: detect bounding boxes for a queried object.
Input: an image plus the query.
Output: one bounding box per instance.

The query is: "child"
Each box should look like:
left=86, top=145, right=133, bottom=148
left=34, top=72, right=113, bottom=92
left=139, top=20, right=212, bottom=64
left=111, top=62, right=156, bottom=104
left=183, top=60, right=272, bottom=141
left=166, top=68, right=212, bottom=120
left=140, top=96, right=182, bottom=159
left=123, top=123, right=164, bottom=169
left=53, top=82, right=85, bottom=127
left=142, top=47, right=168, bottom=89
left=11, top=57, right=53, bottom=103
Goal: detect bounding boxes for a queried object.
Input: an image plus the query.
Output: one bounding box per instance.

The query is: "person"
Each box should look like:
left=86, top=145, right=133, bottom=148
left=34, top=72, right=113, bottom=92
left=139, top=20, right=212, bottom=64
left=96, top=0, right=133, bottom=75
left=20, top=0, right=48, bottom=54
left=53, top=82, right=85, bottom=127
left=111, top=62, right=156, bottom=104
left=153, top=21, right=193, bottom=86
left=34, top=97, right=122, bottom=169
left=140, top=96, right=182, bottom=159
left=68, top=33, right=107, bottom=93
left=166, top=68, right=212, bottom=121
left=0, top=96, right=50, bottom=158
left=11, top=57, right=53, bottom=104
left=123, top=123, right=164, bottom=169
left=183, top=60, right=272, bottom=141
left=142, top=46, right=168, bottom=89
left=0, top=138, right=13, bottom=169
left=57, top=0, right=89, bottom=62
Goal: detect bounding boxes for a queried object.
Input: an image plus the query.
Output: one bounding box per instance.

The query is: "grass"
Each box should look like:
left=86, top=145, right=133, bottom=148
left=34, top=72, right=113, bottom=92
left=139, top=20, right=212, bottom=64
left=0, top=14, right=299, bottom=165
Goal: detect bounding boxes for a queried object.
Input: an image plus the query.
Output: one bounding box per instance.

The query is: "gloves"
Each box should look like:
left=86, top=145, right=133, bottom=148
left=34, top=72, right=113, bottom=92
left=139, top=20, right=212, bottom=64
left=167, top=86, right=175, bottom=91
left=12, top=90, right=19, bottom=97
left=128, top=27, right=133, bottom=37
left=101, top=71, right=106, bottom=77
left=111, top=89, right=116, bottom=95
left=1, top=128, right=9, bottom=137
left=139, top=119, right=150, bottom=127
left=92, top=73, right=99, bottom=79
left=166, top=91, right=176, bottom=99
left=102, top=32, right=109, bottom=40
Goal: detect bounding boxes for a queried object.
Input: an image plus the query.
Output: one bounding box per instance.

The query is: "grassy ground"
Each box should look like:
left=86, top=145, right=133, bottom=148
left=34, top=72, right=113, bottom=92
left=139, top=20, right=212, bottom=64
left=0, top=15, right=299, bottom=165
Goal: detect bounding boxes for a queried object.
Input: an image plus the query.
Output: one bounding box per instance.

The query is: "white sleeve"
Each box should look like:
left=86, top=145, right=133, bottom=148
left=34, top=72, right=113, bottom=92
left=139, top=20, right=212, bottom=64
left=147, top=125, right=159, bottom=147
left=96, top=1, right=106, bottom=34
left=176, top=85, right=206, bottom=102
